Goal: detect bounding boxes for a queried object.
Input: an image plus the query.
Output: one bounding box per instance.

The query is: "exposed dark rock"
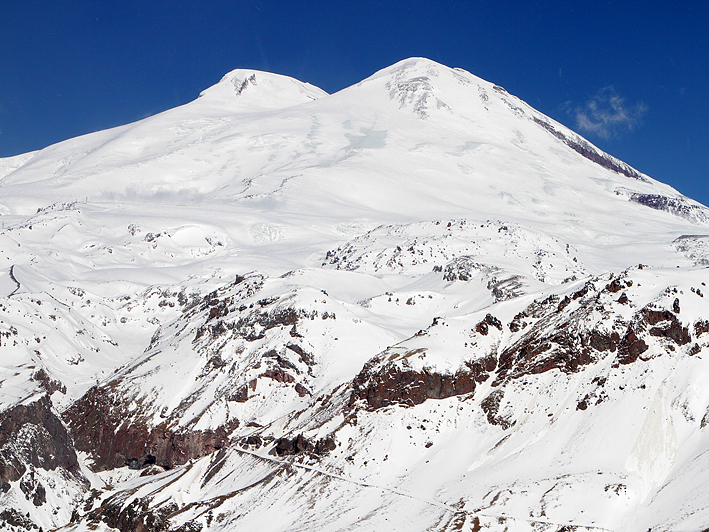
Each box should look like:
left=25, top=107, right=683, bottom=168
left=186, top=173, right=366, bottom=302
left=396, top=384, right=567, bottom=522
left=571, top=282, right=594, bottom=300
left=201, top=448, right=229, bottom=487
left=488, top=275, right=525, bottom=302
left=19, top=468, right=47, bottom=506
left=228, top=357, right=309, bottom=403
left=0, top=395, right=82, bottom=486
left=508, top=311, right=528, bottom=333
left=695, top=320, right=709, bottom=337
left=140, top=465, right=165, bottom=477
left=480, top=389, right=514, bottom=429
left=606, top=279, right=624, bottom=293
left=588, top=330, right=620, bottom=353
left=497, top=326, right=593, bottom=381
left=241, top=435, right=262, bottom=449
left=63, top=386, right=238, bottom=471
left=557, top=296, right=571, bottom=312
left=271, top=434, right=336, bottom=457
left=649, top=322, right=691, bottom=346
left=638, top=308, right=690, bottom=346
left=31, top=368, right=66, bottom=395
left=443, top=257, right=497, bottom=282
left=464, top=354, right=498, bottom=383
left=261, top=368, right=296, bottom=383
left=642, top=308, right=676, bottom=325
left=213, top=306, right=304, bottom=344
left=274, top=434, right=311, bottom=456
left=314, top=436, right=337, bottom=455
left=286, top=343, right=314, bottom=365
left=475, top=314, right=502, bottom=335
left=84, top=495, right=203, bottom=532
left=294, top=382, right=311, bottom=397
left=532, top=117, right=645, bottom=180
left=207, top=301, right=229, bottom=321
left=616, top=329, right=648, bottom=365
left=0, top=508, right=36, bottom=529
left=629, top=193, right=709, bottom=223
left=228, top=385, right=249, bottom=403
left=350, top=357, right=479, bottom=410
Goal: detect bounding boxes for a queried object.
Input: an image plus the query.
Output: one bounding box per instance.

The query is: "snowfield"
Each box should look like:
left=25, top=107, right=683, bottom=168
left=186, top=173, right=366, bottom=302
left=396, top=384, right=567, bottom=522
left=0, top=57, right=708, bottom=532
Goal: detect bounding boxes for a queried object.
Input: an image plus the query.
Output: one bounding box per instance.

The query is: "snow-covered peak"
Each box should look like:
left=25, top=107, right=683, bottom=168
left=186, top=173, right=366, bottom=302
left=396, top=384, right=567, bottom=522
left=197, top=68, right=328, bottom=110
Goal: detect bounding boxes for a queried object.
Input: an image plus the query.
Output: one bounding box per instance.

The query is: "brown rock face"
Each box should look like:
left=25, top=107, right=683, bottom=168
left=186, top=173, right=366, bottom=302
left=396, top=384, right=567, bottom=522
left=31, top=368, right=67, bottom=395
left=475, top=313, right=502, bottom=336
left=271, top=434, right=337, bottom=457
left=83, top=496, right=203, bottom=532
left=496, top=323, right=604, bottom=383
left=63, top=386, right=236, bottom=471
left=0, top=509, right=37, bottom=529
left=480, top=389, right=514, bottom=429
left=616, top=329, right=649, bottom=365
left=349, top=356, right=489, bottom=410
left=0, top=394, right=82, bottom=488
left=695, top=320, right=709, bottom=337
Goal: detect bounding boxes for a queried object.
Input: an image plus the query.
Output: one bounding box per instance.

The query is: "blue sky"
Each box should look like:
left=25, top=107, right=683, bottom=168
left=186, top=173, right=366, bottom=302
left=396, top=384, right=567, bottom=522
left=1, top=1, right=707, bottom=206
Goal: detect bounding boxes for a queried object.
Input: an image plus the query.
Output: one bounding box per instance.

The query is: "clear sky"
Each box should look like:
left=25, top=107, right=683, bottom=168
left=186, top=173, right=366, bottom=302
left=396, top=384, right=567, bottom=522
left=1, top=1, right=707, bottom=207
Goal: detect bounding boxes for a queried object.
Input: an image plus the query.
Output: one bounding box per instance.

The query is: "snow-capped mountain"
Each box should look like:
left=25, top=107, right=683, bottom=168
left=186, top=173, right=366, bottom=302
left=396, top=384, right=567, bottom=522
left=0, top=58, right=708, bottom=532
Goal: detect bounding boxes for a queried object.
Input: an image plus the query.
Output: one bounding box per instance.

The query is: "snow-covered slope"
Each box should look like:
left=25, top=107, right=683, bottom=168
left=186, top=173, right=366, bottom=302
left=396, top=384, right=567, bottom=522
left=0, top=58, right=708, bottom=532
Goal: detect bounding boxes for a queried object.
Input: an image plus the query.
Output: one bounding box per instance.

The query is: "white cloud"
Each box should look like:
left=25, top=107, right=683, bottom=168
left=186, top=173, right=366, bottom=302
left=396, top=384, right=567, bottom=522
left=569, top=87, right=647, bottom=140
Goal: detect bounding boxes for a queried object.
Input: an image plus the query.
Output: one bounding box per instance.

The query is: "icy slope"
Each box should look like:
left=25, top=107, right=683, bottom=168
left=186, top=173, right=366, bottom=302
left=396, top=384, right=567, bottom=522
left=0, top=58, right=707, bottom=531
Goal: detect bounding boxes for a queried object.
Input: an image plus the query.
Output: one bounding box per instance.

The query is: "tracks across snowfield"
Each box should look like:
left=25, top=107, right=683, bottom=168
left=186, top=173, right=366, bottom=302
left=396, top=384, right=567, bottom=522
left=232, top=447, right=614, bottom=532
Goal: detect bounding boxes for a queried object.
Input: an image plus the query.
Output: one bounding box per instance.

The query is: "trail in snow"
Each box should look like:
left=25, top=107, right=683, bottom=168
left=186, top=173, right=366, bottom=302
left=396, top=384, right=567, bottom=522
left=227, top=447, right=614, bottom=531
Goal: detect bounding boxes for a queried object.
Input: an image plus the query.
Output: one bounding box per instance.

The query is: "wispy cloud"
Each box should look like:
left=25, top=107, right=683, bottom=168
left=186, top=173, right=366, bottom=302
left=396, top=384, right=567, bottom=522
left=566, top=87, right=647, bottom=140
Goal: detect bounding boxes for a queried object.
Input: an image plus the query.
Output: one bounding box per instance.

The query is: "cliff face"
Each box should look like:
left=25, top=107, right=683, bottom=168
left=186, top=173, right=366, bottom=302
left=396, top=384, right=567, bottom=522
left=0, top=394, right=88, bottom=531
left=62, top=385, right=235, bottom=472
left=0, top=395, right=81, bottom=489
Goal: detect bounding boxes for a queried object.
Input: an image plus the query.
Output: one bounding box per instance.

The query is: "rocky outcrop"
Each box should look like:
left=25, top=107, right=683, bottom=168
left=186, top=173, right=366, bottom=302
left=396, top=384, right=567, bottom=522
left=496, top=281, right=698, bottom=382
left=352, top=273, right=705, bottom=418
left=63, top=386, right=237, bottom=471
left=350, top=365, right=475, bottom=410
left=81, top=496, right=203, bottom=532
left=0, top=395, right=82, bottom=489
left=0, top=509, right=38, bottom=530
left=270, top=434, right=337, bottom=457
left=349, top=353, right=496, bottom=410
left=629, top=193, right=709, bottom=223
left=532, top=117, right=646, bottom=181
left=443, top=257, right=499, bottom=282
left=475, top=313, right=502, bottom=335
left=480, top=389, right=514, bottom=429
left=31, top=368, right=67, bottom=395
left=194, top=301, right=303, bottom=343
